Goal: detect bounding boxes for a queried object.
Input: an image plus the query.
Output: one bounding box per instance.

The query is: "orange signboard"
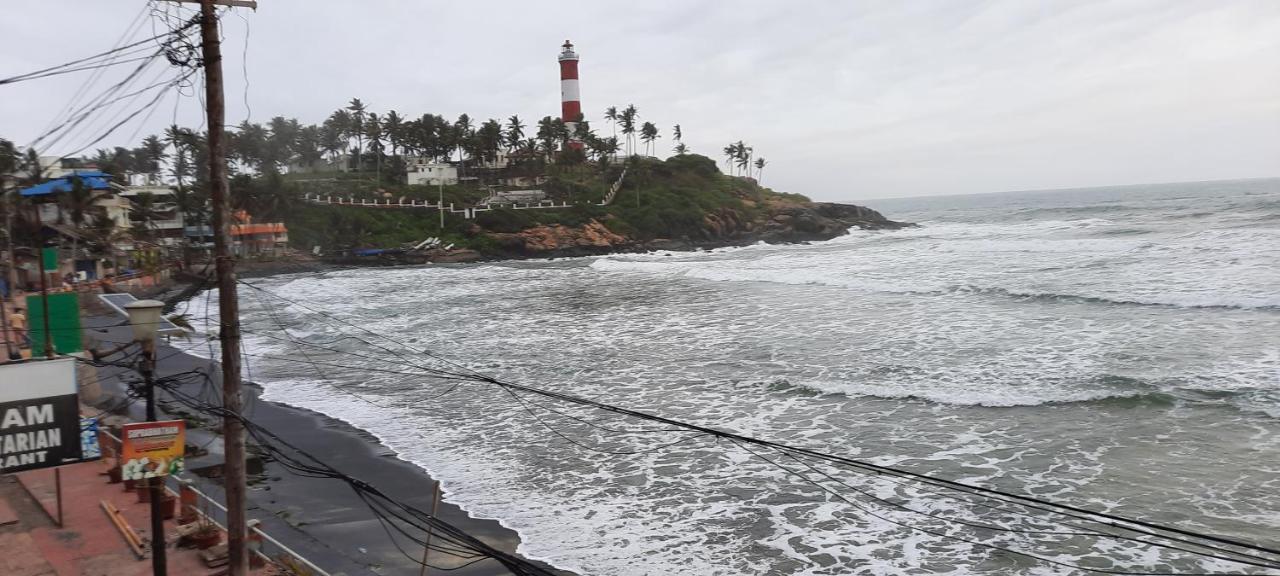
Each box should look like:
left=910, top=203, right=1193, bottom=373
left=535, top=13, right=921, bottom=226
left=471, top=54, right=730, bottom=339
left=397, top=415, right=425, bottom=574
left=120, top=420, right=186, bottom=480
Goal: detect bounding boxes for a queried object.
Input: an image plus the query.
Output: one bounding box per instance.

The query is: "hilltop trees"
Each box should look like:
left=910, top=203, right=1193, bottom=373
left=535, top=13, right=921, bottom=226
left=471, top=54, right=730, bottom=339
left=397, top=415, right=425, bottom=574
left=138, top=135, right=167, bottom=185
left=15, top=93, right=778, bottom=212
left=721, top=141, right=765, bottom=180
left=505, top=115, right=525, bottom=152
left=619, top=105, right=637, bottom=156
left=640, top=122, right=659, bottom=156
left=347, top=98, right=367, bottom=170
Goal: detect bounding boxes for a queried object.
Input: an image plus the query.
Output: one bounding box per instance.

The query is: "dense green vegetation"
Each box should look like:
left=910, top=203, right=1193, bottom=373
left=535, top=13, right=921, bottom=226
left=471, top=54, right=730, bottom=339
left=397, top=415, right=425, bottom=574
left=284, top=153, right=807, bottom=252
left=4, top=95, right=787, bottom=256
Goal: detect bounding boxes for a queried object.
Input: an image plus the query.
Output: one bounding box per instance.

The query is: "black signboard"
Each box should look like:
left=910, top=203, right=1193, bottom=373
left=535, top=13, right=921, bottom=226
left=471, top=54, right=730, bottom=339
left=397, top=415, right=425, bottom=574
left=0, top=357, right=96, bottom=473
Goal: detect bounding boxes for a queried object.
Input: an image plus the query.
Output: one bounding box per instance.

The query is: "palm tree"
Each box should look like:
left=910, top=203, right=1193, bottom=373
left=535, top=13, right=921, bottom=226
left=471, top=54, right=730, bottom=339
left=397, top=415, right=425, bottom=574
left=619, top=105, right=638, bottom=157
left=294, top=125, right=324, bottom=169
left=723, top=144, right=738, bottom=175
left=60, top=175, right=95, bottom=260
left=506, top=115, right=525, bottom=152
left=672, top=124, right=682, bottom=142
left=320, top=119, right=345, bottom=163
left=0, top=138, right=16, bottom=176
left=734, top=141, right=751, bottom=176
left=472, top=119, right=503, bottom=166
left=130, top=192, right=162, bottom=242
left=674, top=142, right=688, bottom=156
left=604, top=137, right=621, bottom=167
left=535, top=116, right=558, bottom=159
left=84, top=212, right=126, bottom=275
left=640, top=122, right=659, bottom=156
left=365, top=112, right=384, bottom=183
left=384, top=110, right=404, bottom=157
left=754, top=157, right=767, bottom=183
left=231, top=121, right=269, bottom=173
left=139, top=135, right=167, bottom=184
left=346, top=98, right=367, bottom=170
left=604, top=106, right=618, bottom=141
left=165, top=125, right=195, bottom=189
left=453, top=114, right=473, bottom=173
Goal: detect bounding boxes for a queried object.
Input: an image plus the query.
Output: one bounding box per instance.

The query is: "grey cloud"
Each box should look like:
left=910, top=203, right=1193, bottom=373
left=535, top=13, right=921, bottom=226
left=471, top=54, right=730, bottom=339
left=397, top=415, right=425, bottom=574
left=1, top=0, right=1276, bottom=199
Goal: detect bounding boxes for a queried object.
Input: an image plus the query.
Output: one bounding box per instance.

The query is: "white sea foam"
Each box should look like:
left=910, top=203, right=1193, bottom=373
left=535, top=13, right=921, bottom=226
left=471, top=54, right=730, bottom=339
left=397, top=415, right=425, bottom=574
left=184, top=181, right=1280, bottom=574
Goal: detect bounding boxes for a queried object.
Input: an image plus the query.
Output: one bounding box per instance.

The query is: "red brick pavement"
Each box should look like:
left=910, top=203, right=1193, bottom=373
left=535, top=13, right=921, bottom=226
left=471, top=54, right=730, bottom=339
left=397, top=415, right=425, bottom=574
left=2, top=460, right=267, bottom=576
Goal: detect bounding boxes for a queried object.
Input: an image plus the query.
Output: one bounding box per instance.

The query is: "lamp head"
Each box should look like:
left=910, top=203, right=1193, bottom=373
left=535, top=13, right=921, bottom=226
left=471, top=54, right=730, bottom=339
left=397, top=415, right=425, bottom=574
left=124, top=299, right=165, bottom=343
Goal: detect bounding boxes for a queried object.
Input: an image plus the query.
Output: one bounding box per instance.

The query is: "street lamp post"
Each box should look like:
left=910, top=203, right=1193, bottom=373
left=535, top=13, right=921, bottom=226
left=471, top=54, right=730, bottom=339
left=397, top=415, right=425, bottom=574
left=125, top=299, right=167, bottom=576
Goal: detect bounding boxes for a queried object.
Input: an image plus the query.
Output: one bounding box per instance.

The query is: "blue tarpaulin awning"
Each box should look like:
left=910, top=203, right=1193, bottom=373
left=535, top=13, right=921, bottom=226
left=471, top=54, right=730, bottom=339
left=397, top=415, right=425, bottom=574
left=20, top=170, right=115, bottom=197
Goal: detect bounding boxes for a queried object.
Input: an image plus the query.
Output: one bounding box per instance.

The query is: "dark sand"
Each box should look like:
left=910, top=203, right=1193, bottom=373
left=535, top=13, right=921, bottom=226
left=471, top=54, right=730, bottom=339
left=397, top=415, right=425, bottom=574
left=82, top=315, right=566, bottom=576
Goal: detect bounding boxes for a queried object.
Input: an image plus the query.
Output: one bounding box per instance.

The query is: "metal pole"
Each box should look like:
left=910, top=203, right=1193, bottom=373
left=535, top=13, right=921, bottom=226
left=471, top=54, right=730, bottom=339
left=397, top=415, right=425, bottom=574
left=198, top=2, right=249, bottom=574
left=142, top=342, right=167, bottom=575
left=54, top=468, right=63, bottom=528
left=419, top=481, right=441, bottom=576
left=36, top=240, right=53, bottom=358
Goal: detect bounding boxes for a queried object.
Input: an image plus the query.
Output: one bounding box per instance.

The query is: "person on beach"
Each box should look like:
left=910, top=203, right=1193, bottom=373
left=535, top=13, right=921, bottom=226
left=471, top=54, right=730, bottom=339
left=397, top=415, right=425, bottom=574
left=9, top=306, right=29, bottom=351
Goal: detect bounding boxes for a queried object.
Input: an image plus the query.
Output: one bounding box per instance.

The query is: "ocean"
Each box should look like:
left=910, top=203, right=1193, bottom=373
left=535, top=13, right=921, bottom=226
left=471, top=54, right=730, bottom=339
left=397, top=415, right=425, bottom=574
left=191, top=177, right=1279, bottom=575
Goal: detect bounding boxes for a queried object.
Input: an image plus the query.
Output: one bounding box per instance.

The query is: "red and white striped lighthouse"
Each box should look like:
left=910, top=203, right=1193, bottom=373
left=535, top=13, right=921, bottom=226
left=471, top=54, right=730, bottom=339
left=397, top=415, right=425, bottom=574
left=558, top=40, right=583, bottom=149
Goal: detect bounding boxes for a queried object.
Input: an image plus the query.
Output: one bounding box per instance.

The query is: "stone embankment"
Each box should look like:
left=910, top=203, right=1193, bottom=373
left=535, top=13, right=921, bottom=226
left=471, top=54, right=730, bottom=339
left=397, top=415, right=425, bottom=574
left=478, top=201, right=911, bottom=258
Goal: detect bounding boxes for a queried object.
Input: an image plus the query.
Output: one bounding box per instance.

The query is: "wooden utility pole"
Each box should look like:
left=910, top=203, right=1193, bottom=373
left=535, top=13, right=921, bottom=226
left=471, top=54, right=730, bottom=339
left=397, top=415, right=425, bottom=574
left=192, top=1, right=256, bottom=574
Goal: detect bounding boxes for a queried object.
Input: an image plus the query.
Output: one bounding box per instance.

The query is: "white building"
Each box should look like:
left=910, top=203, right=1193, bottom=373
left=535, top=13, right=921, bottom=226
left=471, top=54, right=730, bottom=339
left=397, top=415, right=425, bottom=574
left=485, top=189, right=546, bottom=204
left=405, top=157, right=459, bottom=186
left=119, top=186, right=185, bottom=246
left=287, top=155, right=351, bottom=174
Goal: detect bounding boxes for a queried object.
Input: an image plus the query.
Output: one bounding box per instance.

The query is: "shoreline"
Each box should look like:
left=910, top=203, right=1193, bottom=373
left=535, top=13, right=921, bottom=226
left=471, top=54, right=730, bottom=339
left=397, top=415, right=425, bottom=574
left=83, top=315, right=569, bottom=576
left=232, top=220, right=914, bottom=278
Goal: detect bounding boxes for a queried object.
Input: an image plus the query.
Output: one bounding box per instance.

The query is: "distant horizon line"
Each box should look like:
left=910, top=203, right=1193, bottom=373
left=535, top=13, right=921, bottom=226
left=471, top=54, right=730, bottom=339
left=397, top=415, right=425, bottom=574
left=851, top=175, right=1280, bottom=204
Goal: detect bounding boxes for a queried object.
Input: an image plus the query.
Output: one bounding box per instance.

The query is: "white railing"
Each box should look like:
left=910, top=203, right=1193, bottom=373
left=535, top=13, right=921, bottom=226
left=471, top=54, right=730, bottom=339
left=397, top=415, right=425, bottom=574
left=601, top=167, right=627, bottom=205
left=302, top=192, right=611, bottom=219
left=100, top=429, right=329, bottom=576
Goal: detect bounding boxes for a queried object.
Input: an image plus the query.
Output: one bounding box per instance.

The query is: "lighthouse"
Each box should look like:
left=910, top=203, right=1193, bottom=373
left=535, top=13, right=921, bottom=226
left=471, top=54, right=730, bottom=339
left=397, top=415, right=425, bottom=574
left=558, top=40, right=583, bottom=149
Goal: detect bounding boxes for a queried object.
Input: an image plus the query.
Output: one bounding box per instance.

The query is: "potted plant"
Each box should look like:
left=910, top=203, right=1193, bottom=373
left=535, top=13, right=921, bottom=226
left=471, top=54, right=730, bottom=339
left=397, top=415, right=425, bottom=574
left=159, top=492, right=177, bottom=520
left=190, top=521, right=221, bottom=550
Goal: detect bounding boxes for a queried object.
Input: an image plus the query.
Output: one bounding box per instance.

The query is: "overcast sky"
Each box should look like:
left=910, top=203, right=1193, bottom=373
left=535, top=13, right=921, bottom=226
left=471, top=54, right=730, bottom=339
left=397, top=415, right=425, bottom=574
left=2, top=0, right=1277, bottom=200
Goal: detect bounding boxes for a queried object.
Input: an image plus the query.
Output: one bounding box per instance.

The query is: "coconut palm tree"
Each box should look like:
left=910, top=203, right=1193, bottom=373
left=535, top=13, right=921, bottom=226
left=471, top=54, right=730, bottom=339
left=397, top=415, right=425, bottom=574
left=672, top=124, right=682, bottom=142
left=640, top=122, right=659, bottom=156
left=320, top=120, right=344, bottom=164
left=604, top=106, right=619, bottom=141
left=734, top=142, right=751, bottom=176
left=754, top=157, right=767, bottom=183
left=723, top=144, right=738, bottom=175
left=674, top=142, right=688, bottom=156
left=129, top=192, right=162, bottom=242
left=365, top=113, right=384, bottom=183
left=165, top=125, right=196, bottom=189
left=59, top=175, right=95, bottom=259
left=506, top=115, right=525, bottom=152
left=0, top=138, right=16, bottom=176
left=477, top=119, right=504, bottom=165
left=592, top=136, right=621, bottom=165
left=384, top=110, right=404, bottom=158
left=294, top=125, right=324, bottom=169
left=535, top=116, right=558, bottom=159
left=346, top=98, right=367, bottom=170
left=83, top=212, right=127, bottom=275
left=450, top=113, right=471, bottom=170
left=619, top=105, right=639, bottom=157
left=139, top=135, right=167, bottom=184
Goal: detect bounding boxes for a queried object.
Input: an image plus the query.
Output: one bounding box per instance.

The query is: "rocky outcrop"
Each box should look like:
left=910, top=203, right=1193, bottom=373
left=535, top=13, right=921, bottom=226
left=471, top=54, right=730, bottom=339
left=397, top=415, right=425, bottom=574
left=487, top=219, right=632, bottom=257
left=756, top=202, right=910, bottom=243
left=474, top=201, right=909, bottom=260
